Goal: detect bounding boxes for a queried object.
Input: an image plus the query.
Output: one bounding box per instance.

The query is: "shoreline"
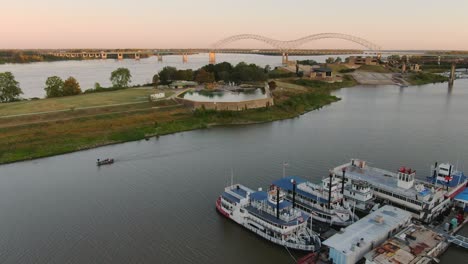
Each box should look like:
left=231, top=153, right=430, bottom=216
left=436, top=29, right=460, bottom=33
left=0, top=100, right=338, bottom=165
left=0, top=82, right=340, bottom=165
left=0, top=70, right=449, bottom=165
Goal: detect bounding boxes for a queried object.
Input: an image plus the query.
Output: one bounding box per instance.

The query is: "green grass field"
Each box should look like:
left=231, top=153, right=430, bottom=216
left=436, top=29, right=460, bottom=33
left=0, top=87, right=173, bottom=117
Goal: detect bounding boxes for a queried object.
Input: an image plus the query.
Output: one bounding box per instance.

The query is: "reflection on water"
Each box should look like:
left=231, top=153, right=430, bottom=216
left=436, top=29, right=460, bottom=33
left=182, top=88, right=267, bottom=102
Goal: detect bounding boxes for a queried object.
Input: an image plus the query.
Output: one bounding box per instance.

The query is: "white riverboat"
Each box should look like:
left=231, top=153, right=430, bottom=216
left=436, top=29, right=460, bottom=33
left=333, top=159, right=468, bottom=223
left=216, top=184, right=321, bottom=251
left=342, top=178, right=377, bottom=213
left=272, top=176, right=358, bottom=226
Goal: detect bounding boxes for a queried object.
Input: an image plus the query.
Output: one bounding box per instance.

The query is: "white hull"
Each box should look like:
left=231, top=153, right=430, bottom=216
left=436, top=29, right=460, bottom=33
left=216, top=196, right=319, bottom=251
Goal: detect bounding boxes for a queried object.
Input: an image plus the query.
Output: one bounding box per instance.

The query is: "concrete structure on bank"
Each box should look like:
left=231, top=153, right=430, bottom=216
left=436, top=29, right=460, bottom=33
left=150, top=92, right=165, bottom=101
left=323, top=205, right=412, bottom=264
left=347, top=56, right=379, bottom=66
left=176, top=96, right=274, bottom=111
left=364, top=224, right=448, bottom=264
left=308, top=67, right=342, bottom=82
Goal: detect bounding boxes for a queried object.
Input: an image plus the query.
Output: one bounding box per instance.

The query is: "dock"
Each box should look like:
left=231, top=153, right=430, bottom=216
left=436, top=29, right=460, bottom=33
left=448, top=234, right=468, bottom=249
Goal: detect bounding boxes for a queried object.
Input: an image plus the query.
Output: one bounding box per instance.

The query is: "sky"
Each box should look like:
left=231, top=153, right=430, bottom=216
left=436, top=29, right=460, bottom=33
left=1, top=0, right=468, bottom=50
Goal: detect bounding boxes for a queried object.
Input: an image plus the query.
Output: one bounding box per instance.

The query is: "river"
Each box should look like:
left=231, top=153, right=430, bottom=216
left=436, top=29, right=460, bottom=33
left=0, top=60, right=467, bottom=263
left=0, top=53, right=356, bottom=99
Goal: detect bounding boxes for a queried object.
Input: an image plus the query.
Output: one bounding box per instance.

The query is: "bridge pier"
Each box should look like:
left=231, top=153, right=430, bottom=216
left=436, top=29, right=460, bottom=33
left=101, top=52, right=107, bottom=59
left=282, top=53, right=289, bottom=65
left=157, top=54, right=163, bottom=62
left=135, top=53, right=140, bottom=60
left=117, top=53, right=123, bottom=60
left=209, top=52, right=216, bottom=64
left=182, top=53, right=188, bottom=63
left=449, top=63, right=456, bottom=86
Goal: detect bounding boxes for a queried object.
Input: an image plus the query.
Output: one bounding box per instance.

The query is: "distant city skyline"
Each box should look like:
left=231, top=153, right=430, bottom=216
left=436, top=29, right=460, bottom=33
left=2, top=0, right=468, bottom=50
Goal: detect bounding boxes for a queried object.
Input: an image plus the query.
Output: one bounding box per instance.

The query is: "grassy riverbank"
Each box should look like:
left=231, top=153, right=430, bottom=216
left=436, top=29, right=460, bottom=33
left=0, top=80, right=345, bottom=164
left=405, top=72, right=449, bottom=85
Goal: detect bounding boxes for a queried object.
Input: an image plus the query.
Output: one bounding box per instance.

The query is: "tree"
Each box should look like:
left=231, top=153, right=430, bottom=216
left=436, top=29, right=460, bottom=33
left=175, top=69, right=194, bottom=81
left=268, top=81, right=277, bottom=90
left=194, top=69, right=215, bottom=83
left=326, top=57, right=335, bottom=64
left=0, top=72, right=22, bottom=102
left=264, top=65, right=271, bottom=73
left=158, top=66, right=177, bottom=84
left=152, top=74, right=160, bottom=88
left=44, top=76, right=64, bottom=98
left=110, top=68, right=132, bottom=88
left=335, top=57, right=342, bottom=63
left=62, top=77, right=82, bottom=96
left=94, top=82, right=103, bottom=90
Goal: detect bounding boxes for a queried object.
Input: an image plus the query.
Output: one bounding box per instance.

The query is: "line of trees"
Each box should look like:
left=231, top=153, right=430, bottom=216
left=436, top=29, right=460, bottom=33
left=44, top=76, right=82, bottom=98
left=153, top=62, right=268, bottom=86
left=0, top=72, right=23, bottom=102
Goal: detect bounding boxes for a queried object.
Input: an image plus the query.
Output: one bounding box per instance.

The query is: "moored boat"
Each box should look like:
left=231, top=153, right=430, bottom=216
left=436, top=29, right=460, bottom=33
left=96, top=158, right=114, bottom=166
left=333, top=159, right=468, bottom=223
left=216, top=184, right=321, bottom=251
left=272, top=176, right=358, bottom=226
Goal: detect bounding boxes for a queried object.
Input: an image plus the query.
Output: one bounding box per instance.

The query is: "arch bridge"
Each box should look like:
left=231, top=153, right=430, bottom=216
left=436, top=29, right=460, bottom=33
left=209, top=33, right=382, bottom=64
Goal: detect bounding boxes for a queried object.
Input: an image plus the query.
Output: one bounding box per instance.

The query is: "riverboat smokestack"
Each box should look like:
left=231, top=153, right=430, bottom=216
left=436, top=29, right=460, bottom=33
left=328, top=173, right=333, bottom=209
left=291, top=179, right=296, bottom=209
left=447, top=165, right=452, bottom=191
left=276, top=187, right=280, bottom=219
left=433, top=162, right=438, bottom=183
left=341, top=168, right=346, bottom=206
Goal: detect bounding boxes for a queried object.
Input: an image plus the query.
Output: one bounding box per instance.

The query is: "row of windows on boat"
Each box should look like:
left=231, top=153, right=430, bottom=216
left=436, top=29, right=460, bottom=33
left=221, top=199, right=301, bottom=230
left=373, top=187, right=423, bottom=206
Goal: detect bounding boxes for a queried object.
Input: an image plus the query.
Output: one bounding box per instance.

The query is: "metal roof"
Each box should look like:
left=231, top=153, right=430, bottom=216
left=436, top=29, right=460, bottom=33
left=323, top=205, right=412, bottom=254
left=273, top=176, right=330, bottom=204
left=455, top=188, right=468, bottom=203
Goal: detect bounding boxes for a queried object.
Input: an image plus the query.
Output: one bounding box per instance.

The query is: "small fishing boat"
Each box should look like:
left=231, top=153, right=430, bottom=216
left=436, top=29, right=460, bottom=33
left=96, top=158, right=114, bottom=166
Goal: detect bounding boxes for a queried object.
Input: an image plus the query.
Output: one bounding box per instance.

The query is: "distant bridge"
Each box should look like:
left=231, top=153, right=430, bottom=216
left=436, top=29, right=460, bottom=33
left=44, top=32, right=381, bottom=64
left=42, top=33, right=468, bottom=65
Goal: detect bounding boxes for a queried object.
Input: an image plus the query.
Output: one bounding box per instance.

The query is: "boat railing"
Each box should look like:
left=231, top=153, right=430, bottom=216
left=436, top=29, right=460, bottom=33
left=225, top=189, right=246, bottom=201
left=242, top=223, right=315, bottom=251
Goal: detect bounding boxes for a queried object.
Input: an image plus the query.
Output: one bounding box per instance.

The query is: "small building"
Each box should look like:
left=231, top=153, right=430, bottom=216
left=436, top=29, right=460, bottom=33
left=169, top=81, right=198, bottom=89
left=309, top=67, right=342, bottom=83
left=150, top=92, right=165, bottom=101
left=347, top=56, right=379, bottom=66
left=323, top=205, right=412, bottom=264
left=364, top=224, right=448, bottom=264
left=410, top=64, right=421, bottom=72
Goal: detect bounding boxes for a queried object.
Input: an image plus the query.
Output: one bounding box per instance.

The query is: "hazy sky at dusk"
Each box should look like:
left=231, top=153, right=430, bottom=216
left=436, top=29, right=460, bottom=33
left=2, top=0, right=468, bottom=50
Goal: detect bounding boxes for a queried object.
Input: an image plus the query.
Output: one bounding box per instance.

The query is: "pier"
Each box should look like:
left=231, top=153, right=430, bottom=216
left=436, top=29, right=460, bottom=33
left=448, top=234, right=468, bottom=248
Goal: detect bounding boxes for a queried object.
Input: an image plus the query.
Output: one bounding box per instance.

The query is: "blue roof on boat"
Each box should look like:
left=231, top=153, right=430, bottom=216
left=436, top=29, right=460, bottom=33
left=250, top=191, right=293, bottom=210
left=455, top=188, right=468, bottom=203
left=427, top=172, right=467, bottom=187
left=245, top=205, right=310, bottom=226
left=222, top=192, right=240, bottom=203
left=273, top=176, right=329, bottom=204
left=250, top=191, right=268, bottom=201
left=230, top=185, right=249, bottom=198
left=272, top=176, right=307, bottom=188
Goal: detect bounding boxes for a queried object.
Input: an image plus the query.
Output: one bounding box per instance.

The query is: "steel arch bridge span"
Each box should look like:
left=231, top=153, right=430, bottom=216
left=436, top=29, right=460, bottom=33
left=212, top=33, right=381, bottom=51
left=212, top=34, right=286, bottom=50
left=288, top=33, right=381, bottom=51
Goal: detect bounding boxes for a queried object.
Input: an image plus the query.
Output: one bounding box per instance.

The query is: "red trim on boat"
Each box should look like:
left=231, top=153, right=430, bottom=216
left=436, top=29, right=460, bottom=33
left=216, top=196, right=230, bottom=219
